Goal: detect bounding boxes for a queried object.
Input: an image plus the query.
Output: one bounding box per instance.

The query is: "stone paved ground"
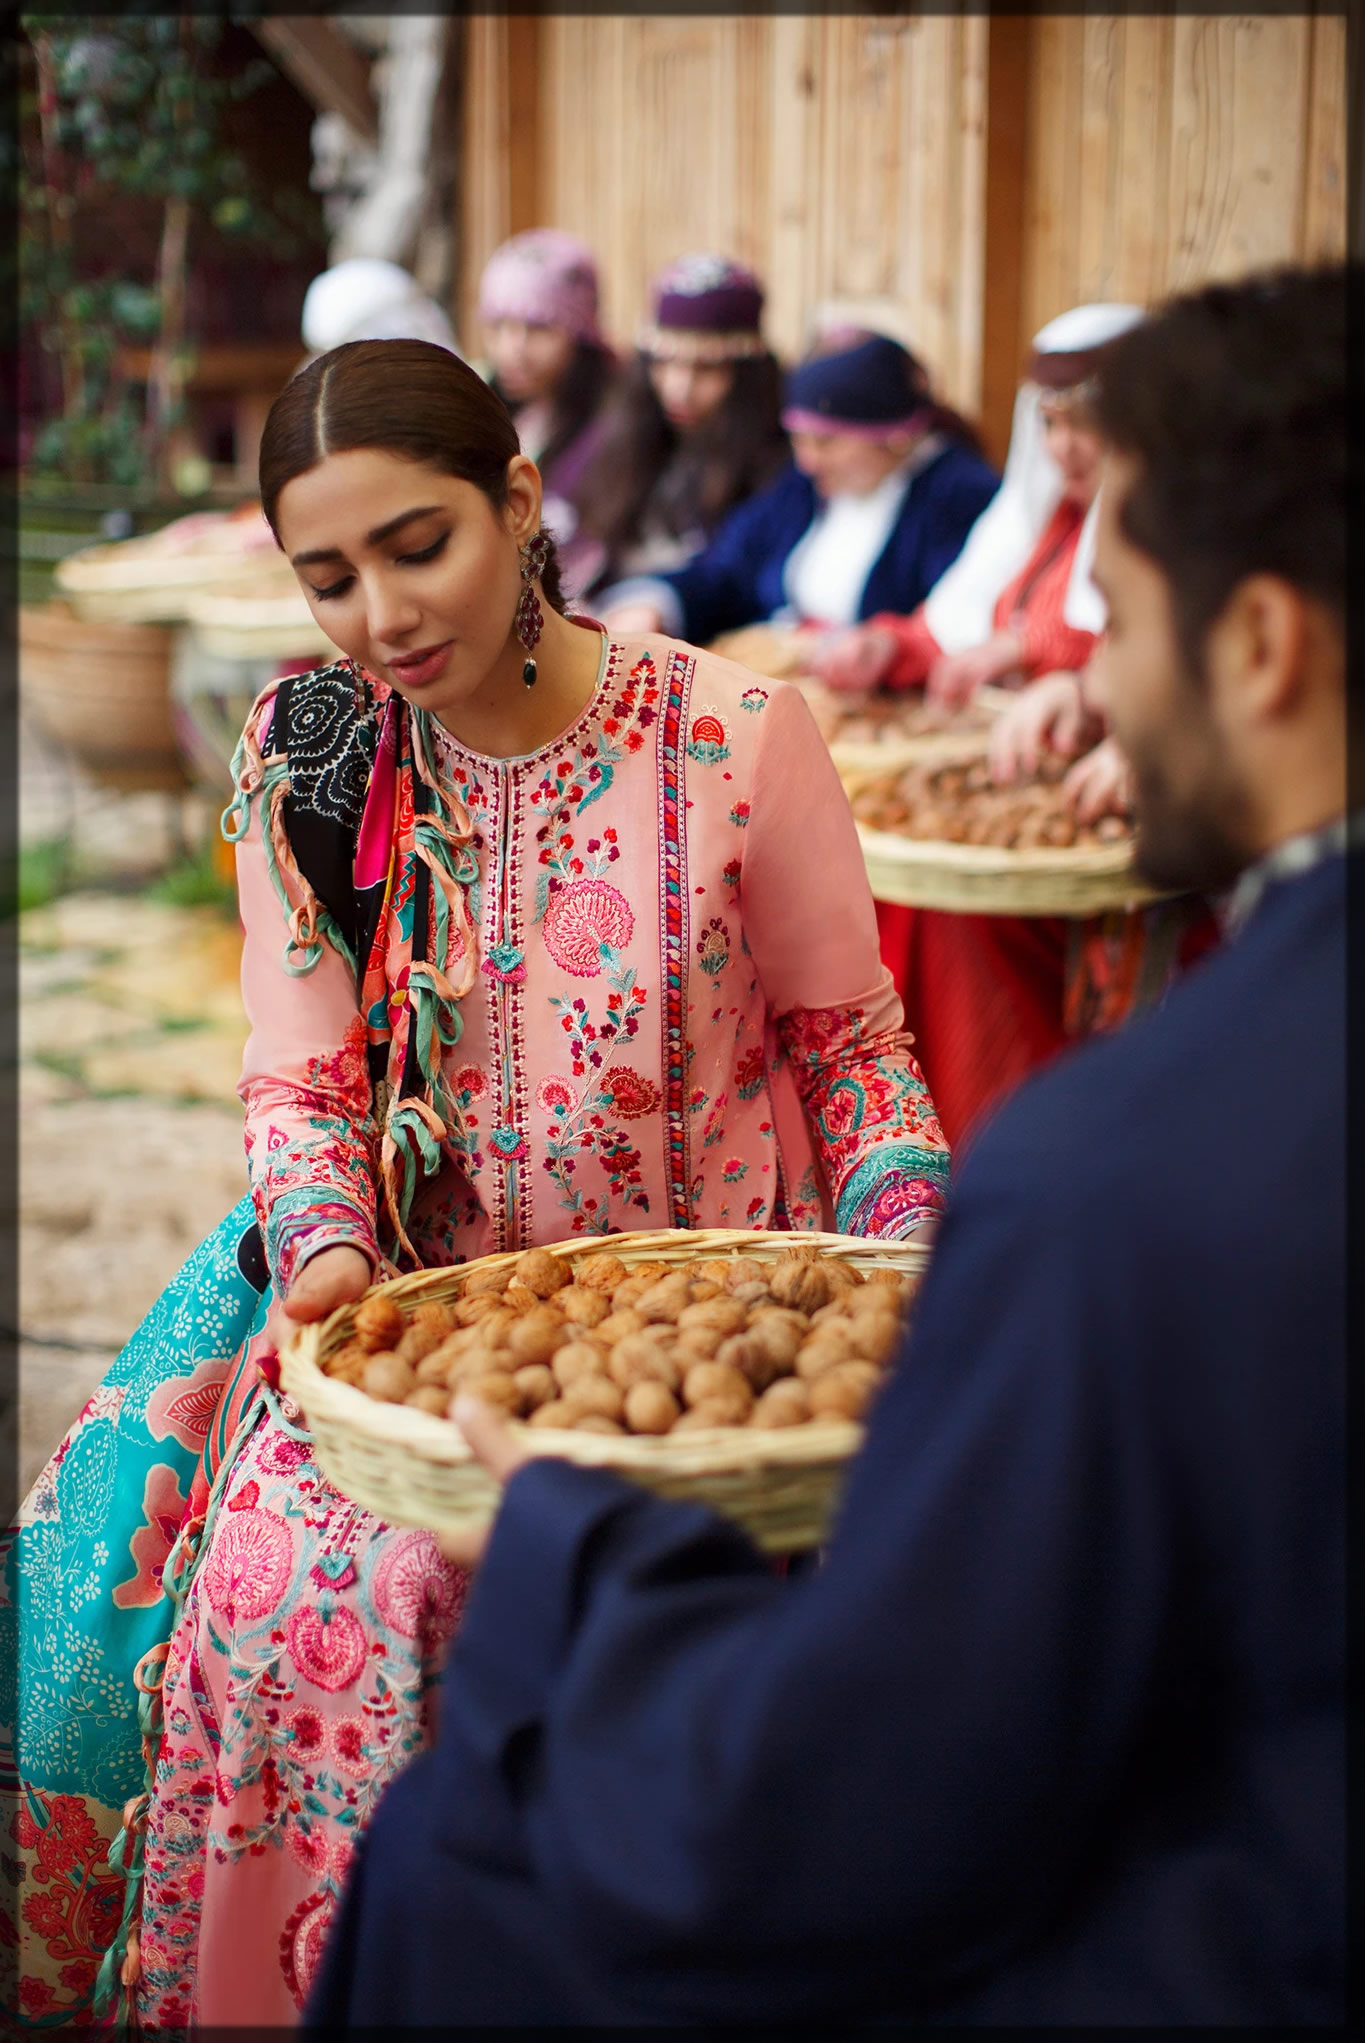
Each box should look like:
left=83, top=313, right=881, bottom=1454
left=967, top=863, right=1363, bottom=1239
left=15, top=713, right=251, bottom=1498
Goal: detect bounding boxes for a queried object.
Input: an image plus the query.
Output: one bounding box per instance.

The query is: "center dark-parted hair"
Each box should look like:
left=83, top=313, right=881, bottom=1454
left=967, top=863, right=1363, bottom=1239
left=1091, top=265, right=1348, bottom=678
left=258, top=338, right=569, bottom=613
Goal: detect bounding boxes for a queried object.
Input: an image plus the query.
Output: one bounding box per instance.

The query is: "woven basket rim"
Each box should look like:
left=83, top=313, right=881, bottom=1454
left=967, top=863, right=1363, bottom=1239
left=280, top=1226, right=926, bottom=1483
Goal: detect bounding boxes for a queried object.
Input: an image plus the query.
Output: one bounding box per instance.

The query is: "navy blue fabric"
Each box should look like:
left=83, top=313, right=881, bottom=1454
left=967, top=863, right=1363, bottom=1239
left=656, top=447, right=998, bottom=646
left=783, top=333, right=928, bottom=426
left=307, top=855, right=1346, bottom=2029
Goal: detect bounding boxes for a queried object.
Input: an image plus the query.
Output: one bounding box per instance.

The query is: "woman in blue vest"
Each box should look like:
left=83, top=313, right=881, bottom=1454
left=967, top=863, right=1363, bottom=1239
left=599, top=328, right=998, bottom=646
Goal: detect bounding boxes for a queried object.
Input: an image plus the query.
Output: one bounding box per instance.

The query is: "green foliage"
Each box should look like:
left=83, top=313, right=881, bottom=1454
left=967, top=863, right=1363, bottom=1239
left=146, top=843, right=237, bottom=915
left=11, top=837, right=74, bottom=916
left=20, top=13, right=318, bottom=489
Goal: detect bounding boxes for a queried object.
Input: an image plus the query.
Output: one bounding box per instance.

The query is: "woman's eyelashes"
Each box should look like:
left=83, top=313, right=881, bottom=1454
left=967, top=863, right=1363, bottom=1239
left=308, top=532, right=450, bottom=603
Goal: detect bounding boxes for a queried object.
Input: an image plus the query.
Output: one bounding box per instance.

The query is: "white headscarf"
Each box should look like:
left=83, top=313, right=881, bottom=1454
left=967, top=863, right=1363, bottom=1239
left=923, top=301, right=1145, bottom=653
left=301, top=259, right=461, bottom=356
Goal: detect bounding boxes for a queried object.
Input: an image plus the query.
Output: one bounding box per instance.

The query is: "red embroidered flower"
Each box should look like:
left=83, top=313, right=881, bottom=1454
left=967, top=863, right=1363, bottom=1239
left=535, top=1075, right=579, bottom=1115
left=601, top=1066, right=661, bottom=1120
left=450, top=1063, right=488, bottom=1101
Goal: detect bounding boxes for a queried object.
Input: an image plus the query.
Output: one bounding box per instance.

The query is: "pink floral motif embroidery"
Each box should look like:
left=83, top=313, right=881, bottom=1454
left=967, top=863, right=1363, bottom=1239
left=601, top=1065, right=661, bottom=1119
left=202, top=1507, right=293, bottom=1624
left=112, top=1462, right=190, bottom=1609
left=285, top=1603, right=368, bottom=1692
left=329, top=1715, right=371, bottom=1777
left=286, top=1705, right=326, bottom=1757
left=368, top=1530, right=462, bottom=1641
left=543, top=879, right=634, bottom=978
left=535, top=1074, right=579, bottom=1115
left=448, top=1063, right=488, bottom=1101
left=695, top=916, right=730, bottom=979
left=279, top=1890, right=334, bottom=2009
left=686, top=706, right=731, bottom=766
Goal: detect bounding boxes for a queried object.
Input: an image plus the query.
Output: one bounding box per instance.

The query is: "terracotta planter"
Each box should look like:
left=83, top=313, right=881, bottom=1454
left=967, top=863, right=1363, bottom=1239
left=19, top=601, right=190, bottom=794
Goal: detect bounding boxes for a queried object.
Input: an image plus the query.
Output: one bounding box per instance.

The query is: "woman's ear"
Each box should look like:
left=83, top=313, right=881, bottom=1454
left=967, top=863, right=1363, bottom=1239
left=504, top=454, right=543, bottom=544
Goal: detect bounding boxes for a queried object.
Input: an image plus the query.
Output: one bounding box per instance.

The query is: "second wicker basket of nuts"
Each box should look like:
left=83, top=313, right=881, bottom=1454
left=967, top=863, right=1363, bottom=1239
left=280, top=1227, right=929, bottom=1551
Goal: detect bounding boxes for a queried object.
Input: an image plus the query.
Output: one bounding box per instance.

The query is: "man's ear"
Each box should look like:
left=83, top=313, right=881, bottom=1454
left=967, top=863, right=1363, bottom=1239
left=1205, top=574, right=1308, bottom=729
left=504, top=454, right=544, bottom=546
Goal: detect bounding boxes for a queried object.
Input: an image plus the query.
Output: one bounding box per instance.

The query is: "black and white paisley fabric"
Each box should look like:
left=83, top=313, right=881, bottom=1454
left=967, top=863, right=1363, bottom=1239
left=273, top=661, right=380, bottom=831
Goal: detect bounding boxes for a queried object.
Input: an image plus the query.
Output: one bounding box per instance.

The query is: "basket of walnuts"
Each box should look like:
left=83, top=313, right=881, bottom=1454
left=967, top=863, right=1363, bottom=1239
left=279, top=1228, right=929, bottom=1552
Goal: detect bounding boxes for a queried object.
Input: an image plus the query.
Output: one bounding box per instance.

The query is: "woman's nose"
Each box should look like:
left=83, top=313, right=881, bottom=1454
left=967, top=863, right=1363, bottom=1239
left=366, top=573, right=424, bottom=645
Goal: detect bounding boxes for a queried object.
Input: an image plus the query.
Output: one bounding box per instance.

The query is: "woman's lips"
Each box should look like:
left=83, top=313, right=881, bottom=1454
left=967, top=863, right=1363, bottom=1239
left=388, top=641, right=453, bottom=689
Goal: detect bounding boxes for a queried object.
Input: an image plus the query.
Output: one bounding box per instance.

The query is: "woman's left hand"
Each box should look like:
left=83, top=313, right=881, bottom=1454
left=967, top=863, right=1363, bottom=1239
left=436, top=1395, right=532, bottom=1567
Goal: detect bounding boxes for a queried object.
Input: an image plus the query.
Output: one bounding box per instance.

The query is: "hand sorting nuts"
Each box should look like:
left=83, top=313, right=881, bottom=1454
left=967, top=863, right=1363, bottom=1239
left=850, top=752, right=1132, bottom=850
left=323, top=1244, right=918, bottom=1436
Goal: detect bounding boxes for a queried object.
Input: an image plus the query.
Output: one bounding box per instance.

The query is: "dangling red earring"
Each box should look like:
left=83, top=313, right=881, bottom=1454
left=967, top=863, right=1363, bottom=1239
left=515, top=531, right=552, bottom=687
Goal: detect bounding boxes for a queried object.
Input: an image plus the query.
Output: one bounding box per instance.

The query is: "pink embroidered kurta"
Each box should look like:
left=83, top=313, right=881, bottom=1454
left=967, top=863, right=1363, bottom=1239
left=133, top=633, right=948, bottom=2029
left=239, top=634, right=948, bottom=1287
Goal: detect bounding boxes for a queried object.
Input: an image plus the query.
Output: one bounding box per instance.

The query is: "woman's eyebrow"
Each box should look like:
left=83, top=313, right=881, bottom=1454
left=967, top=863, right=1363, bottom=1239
left=291, top=506, right=443, bottom=569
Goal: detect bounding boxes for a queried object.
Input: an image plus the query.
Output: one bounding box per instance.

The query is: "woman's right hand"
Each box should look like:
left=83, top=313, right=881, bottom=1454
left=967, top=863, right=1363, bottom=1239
left=602, top=601, right=666, bottom=635
left=264, top=1243, right=373, bottom=1356
left=988, top=670, right=1094, bottom=785
left=799, top=625, right=899, bottom=693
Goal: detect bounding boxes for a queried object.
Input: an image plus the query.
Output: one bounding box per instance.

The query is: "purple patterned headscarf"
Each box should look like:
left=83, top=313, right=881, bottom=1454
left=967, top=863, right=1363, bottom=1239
left=478, top=229, right=601, bottom=343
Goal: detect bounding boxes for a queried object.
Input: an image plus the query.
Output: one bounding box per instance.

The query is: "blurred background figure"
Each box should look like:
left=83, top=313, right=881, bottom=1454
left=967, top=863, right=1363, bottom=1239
left=300, top=257, right=460, bottom=359
left=572, top=253, right=788, bottom=597
left=599, top=327, right=997, bottom=646
left=476, top=227, right=616, bottom=596
left=804, top=302, right=1144, bottom=698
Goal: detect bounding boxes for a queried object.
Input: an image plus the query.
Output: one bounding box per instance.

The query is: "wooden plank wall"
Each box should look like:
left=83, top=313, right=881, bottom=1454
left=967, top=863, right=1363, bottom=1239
left=1019, top=11, right=1347, bottom=341
left=459, top=11, right=991, bottom=418
left=458, top=13, right=1348, bottom=467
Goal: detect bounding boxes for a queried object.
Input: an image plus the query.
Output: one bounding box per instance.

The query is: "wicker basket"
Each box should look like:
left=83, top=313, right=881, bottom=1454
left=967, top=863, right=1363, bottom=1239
left=54, top=511, right=286, bottom=625
left=281, top=1228, right=930, bottom=1552
left=18, top=601, right=189, bottom=793
left=182, top=582, right=337, bottom=662
left=857, top=823, right=1158, bottom=916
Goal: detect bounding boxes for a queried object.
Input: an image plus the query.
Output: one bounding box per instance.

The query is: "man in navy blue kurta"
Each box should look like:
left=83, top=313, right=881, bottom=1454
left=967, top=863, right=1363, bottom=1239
left=307, top=268, right=1348, bottom=2027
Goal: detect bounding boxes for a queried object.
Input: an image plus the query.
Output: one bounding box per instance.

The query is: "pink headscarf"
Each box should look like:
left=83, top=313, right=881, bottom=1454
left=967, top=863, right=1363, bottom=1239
left=477, top=229, right=602, bottom=343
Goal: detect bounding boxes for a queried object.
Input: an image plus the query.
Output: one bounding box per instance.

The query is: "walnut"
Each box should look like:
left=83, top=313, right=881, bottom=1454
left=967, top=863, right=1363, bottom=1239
left=563, top=1373, right=625, bottom=1423
left=551, top=1340, right=611, bottom=1390
left=682, top=1360, right=754, bottom=1419
left=473, top=1307, right=518, bottom=1353
left=527, top=1399, right=578, bottom=1429
left=507, top=1308, right=567, bottom=1366
left=353, top=1294, right=405, bottom=1353
left=727, top=1279, right=772, bottom=1309
left=570, top=1414, right=625, bottom=1435
left=453, top=1292, right=504, bottom=1327
left=846, top=1311, right=902, bottom=1365
left=404, top=1384, right=452, bottom=1417
left=362, top=1351, right=415, bottom=1402
left=714, top=1331, right=787, bottom=1395
left=695, top=1258, right=738, bottom=1287
left=635, top=1273, right=694, bottom=1324
left=745, top=1312, right=806, bottom=1373
left=770, top=1259, right=832, bottom=1313
left=794, top=1330, right=856, bottom=1381
left=502, top=1283, right=543, bottom=1316
left=629, top=1261, right=672, bottom=1285
left=865, top=1268, right=906, bottom=1291
left=675, top=1322, right=728, bottom=1362
left=513, top=1248, right=569, bottom=1298
left=446, top=1346, right=514, bottom=1387
left=558, top=1285, right=611, bottom=1330
left=609, top=1273, right=654, bottom=1311
left=395, top=1323, right=443, bottom=1365
left=677, top=1297, right=748, bottom=1340
left=513, top=1363, right=557, bottom=1412
left=687, top=1279, right=724, bottom=1303
left=749, top=1379, right=812, bottom=1428
left=415, top=1348, right=455, bottom=1386
left=326, top=1338, right=369, bottom=1381
left=724, top=1259, right=775, bottom=1294
left=463, top=1264, right=511, bottom=1298
left=607, top=1333, right=682, bottom=1393
left=623, top=1381, right=681, bottom=1434
left=595, top=1307, right=648, bottom=1347
left=674, top=1398, right=750, bottom=1431
left=809, top=1361, right=882, bottom=1421
left=412, top=1300, right=456, bottom=1337
left=574, top=1252, right=628, bottom=1293
left=460, top=1371, right=523, bottom=1415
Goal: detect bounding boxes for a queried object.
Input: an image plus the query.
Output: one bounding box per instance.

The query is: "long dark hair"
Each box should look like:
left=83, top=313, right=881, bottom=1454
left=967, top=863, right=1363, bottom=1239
left=575, top=350, right=789, bottom=566
left=259, top=338, right=569, bottom=612
left=489, top=337, right=616, bottom=483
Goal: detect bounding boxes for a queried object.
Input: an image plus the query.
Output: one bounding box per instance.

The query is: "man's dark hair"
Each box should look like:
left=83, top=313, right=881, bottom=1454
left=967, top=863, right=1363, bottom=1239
left=1093, top=265, right=1348, bottom=677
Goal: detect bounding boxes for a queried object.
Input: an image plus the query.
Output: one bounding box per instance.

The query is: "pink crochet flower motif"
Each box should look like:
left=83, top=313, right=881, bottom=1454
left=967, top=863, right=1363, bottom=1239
left=543, top=879, right=634, bottom=978
left=536, top=1075, right=580, bottom=1115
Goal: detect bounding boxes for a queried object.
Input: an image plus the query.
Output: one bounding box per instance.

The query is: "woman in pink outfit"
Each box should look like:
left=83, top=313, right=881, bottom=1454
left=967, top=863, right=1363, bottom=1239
left=6, top=340, right=947, bottom=2032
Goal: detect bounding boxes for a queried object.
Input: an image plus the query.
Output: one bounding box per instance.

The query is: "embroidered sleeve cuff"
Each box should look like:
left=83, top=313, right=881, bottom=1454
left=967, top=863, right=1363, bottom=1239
left=262, top=1186, right=380, bottom=1299
left=834, top=1145, right=950, bottom=1240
